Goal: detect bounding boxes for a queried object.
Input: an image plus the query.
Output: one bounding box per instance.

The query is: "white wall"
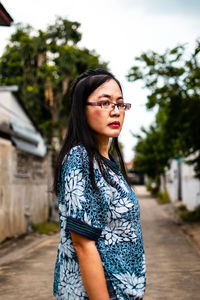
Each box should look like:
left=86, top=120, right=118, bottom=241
left=161, top=154, right=200, bottom=210
left=165, top=160, right=179, bottom=202
left=182, top=156, right=200, bottom=210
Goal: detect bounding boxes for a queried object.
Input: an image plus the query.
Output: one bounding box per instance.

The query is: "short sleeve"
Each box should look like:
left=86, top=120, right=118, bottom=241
left=60, top=146, right=109, bottom=241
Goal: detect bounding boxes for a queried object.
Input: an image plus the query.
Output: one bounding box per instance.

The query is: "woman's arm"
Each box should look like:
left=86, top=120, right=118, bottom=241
left=71, top=232, right=110, bottom=300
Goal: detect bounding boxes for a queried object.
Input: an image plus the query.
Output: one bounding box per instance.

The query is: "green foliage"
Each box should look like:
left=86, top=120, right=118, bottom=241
left=178, top=205, right=200, bottom=222
left=157, top=189, right=171, bottom=204
left=127, top=41, right=200, bottom=179
left=31, top=221, right=59, bottom=234
left=46, top=17, right=82, bottom=48
left=134, top=125, right=170, bottom=179
left=178, top=204, right=187, bottom=211
left=0, top=18, right=108, bottom=145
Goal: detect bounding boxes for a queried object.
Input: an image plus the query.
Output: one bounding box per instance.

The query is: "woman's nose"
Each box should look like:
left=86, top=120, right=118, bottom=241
left=110, top=104, right=120, bottom=115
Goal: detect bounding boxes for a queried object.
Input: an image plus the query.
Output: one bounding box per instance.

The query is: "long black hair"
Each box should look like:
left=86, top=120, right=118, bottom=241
left=53, top=68, right=129, bottom=195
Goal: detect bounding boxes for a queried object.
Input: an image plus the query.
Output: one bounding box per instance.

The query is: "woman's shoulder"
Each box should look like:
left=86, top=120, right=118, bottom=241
left=62, top=144, right=88, bottom=168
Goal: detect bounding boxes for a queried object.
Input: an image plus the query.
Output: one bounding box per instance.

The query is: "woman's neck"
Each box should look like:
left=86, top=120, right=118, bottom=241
left=97, top=136, right=109, bottom=159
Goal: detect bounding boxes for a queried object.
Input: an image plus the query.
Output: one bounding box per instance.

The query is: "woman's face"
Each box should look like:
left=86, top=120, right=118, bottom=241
left=86, top=79, right=125, bottom=143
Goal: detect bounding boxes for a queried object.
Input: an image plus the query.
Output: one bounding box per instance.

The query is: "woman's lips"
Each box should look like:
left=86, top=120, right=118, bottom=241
left=108, top=122, right=120, bottom=128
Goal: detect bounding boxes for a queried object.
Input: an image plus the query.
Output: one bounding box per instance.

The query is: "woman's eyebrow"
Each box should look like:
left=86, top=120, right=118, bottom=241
left=98, top=94, right=124, bottom=100
left=98, top=94, right=111, bottom=99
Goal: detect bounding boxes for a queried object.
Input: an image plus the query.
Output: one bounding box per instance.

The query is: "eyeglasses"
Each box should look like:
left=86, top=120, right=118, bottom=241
left=86, top=100, right=131, bottom=111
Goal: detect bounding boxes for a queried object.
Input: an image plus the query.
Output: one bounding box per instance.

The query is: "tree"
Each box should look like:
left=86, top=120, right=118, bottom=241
left=134, top=125, right=169, bottom=179
left=127, top=40, right=200, bottom=178
left=0, top=17, right=108, bottom=144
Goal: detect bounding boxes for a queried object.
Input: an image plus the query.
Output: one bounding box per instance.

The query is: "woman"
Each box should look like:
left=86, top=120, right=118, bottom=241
left=53, top=69, right=146, bottom=300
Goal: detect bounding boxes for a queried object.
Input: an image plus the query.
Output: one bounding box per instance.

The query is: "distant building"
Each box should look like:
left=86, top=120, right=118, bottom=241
left=160, top=154, right=200, bottom=211
left=124, top=159, right=134, bottom=171
left=0, top=2, right=13, bottom=26
left=0, top=86, right=53, bottom=242
left=125, top=159, right=144, bottom=185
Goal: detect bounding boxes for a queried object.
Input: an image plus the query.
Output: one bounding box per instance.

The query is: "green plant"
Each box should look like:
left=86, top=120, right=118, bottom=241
left=157, top=189, right=171, bottom=204
left=128, top=41, right=200, bottom=179
left=177, top=204, right=187, bottom=211
left=31, top=221, right=59, bottom=235
left=179, top=206, right=200, bottom=222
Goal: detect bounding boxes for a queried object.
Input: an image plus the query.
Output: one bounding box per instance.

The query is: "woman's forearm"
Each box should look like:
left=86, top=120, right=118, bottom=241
left=73, top=239, right=110, bottom=300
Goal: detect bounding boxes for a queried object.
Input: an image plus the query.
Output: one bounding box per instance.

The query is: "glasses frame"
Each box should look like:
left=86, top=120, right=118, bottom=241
left=86, top=100, right=131, bottom=111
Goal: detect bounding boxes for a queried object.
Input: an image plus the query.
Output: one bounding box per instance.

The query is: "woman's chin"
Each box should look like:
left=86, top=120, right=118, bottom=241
left=109, top=132, right=121, bottom=138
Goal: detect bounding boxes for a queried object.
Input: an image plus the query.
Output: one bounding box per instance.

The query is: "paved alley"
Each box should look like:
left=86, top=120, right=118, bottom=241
left=0, top=234, right=59, bottom=299
left=136, top=185, right=200, bottom=300
left=0, top=186, right=200, bottom=299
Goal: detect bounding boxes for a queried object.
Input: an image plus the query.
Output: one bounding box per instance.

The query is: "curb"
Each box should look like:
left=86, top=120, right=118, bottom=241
left=161, top=201, right=200, bottom=255
left=0, top=233, right=59, bottom=266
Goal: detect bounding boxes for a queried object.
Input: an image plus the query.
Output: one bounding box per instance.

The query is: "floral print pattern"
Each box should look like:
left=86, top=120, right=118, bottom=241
left=64, top=169, right=86, bottom=214
left=54, top=145, right=146, bottom=299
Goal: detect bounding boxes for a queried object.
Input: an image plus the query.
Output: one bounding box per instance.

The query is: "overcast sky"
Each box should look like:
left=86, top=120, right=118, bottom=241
left=1, top=0, right=200, bottom=161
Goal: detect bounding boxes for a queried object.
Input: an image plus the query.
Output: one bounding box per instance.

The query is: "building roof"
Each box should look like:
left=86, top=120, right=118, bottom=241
left=0, top=86, right=47, bottom=157
left=0, top=3, right=13, bottom=26
left=0, top=86, right=18, bottom=92
left=0, top=86, right=43, bottom=135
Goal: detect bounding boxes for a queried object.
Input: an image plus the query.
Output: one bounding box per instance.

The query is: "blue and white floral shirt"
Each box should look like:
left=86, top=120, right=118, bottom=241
left=54, top=145, right=146, bottom=300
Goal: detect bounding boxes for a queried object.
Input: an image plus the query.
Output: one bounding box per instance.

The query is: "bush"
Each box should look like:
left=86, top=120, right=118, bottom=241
left=178, top=206, right=200, bottom=222
left=31, top=221, right=59, bottom=235
left=177, top=204, right=187, bottom=212
left=157, top=189, right=171, bottom=204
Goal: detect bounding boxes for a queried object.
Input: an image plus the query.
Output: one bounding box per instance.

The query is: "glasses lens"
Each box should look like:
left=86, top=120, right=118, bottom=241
left=101, top=101, right=110, bottom=109
left=100, top=101, right=131, bottom=111
left=117, top=103, right=125, bottom=110
left=124, top=103, right=131, bottom=111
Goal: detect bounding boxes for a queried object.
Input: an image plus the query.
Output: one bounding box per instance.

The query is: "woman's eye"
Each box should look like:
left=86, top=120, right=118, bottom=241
left=101, top=100, right=110, bottom=106
left=117, top=103, right=124, bottom=108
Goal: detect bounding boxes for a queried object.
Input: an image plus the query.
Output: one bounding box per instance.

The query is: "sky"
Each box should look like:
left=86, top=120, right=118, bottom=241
left=0, top=0, right=200, bottom=161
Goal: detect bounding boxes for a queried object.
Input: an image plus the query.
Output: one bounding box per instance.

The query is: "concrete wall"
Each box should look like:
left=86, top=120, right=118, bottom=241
left=164, top=159, right=180, bottom=203
left=181, top=157, right=200, bottom=210
left=161, top=155, right=200, bottom=211
left=0, top=139, right=53, bottom=242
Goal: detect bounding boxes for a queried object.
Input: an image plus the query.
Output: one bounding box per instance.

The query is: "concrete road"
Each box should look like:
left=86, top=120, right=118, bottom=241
left=0, top=185, right=200, bottom=299
left=136, top=185, right=200, bottom=300
left=0, top=234, right=59, bottom=299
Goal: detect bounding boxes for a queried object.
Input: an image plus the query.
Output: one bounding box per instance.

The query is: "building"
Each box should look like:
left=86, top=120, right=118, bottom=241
left=160, top=154, right=200, bottom=211
left=0, top=2, right=13, bottom=26
left=0, top=86, right=53, bottom=242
